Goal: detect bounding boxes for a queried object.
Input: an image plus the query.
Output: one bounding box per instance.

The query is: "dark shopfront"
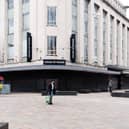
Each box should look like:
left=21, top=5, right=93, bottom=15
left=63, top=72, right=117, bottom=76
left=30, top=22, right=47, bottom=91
left=0, top=65, right=120, bottom=93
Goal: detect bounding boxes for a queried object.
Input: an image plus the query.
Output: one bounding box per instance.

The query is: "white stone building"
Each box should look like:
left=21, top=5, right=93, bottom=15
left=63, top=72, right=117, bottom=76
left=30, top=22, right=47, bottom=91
left=0, top=0, right=129, bottom=92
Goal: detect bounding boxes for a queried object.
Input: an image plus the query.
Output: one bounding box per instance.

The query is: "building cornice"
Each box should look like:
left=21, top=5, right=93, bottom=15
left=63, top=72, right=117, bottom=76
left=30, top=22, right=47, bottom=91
left=103, top=0, right=129, bottom=23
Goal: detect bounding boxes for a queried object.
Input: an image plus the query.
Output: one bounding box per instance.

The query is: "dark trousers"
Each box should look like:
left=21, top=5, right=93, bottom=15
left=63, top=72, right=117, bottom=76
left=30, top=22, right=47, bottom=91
left=48, top=91, right=53, bottom=104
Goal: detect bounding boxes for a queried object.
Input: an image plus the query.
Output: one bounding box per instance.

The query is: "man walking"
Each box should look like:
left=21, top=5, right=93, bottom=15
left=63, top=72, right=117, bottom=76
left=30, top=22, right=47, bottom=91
left=47, top=81, right=56, bottom=105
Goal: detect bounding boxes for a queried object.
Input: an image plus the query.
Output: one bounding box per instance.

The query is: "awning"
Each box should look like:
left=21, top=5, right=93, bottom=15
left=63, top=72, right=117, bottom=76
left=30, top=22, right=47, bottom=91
left=122, top=70, right=129, bottom=75
left=0, top=64, right=120, bottom=75
left=106, top=65, right=129, bottom=71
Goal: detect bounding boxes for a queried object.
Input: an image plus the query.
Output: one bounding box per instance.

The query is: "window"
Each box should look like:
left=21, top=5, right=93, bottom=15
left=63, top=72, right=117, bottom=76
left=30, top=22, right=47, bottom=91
left=72, top=0, right=77, bottom=32
left=8, top=0, right=14, bottom=9
left=8, top=34, right=14, bottom=45
left=84, top=0, right=88, bottom=62
left=72, top=0, right=77, bottom=5
left=8, top=0, right=14, bottom=34
left=8, top=44, right=14, bottom=59
left=22, top=0, right=29, bottom=58
left=22, top=0, right=29, bottom=4
left=8, top=19, right=14, bottom=34
left=23, top=13, right=29, bottom=30
left=47, top=36, right=57, bottom=56
left=22, top=0, right=29, bottom=31
left=47, top=7, right=56, bottom=26
left=8, top=0, right=14, bottom=61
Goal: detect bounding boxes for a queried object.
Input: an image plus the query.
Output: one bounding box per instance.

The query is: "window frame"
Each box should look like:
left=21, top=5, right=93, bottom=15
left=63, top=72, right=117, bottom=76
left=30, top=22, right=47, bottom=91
left=47, top=36, right=57, bottom=56
left=47, top=6, right=57, bottom=26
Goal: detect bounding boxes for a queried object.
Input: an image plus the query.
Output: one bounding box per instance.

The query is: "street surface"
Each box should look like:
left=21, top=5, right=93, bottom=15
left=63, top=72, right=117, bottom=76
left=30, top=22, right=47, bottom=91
left=0, top=93, right=129, bottom=129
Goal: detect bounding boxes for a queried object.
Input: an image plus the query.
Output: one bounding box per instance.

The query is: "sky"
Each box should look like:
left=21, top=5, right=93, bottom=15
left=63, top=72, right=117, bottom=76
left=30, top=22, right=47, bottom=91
left=120, top=0, right=129, bottom=17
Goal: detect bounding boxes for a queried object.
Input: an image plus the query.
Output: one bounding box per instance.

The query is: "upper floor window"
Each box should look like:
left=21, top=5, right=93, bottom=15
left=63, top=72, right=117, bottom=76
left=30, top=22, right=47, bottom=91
left=47, top=7, right=56, bottom=26
left=22, top=0, right=29, bottom=31
left=47, top=36, right=57, bottom=56
left=22, top=0, right=29, bottom=4
left=8, top=0, right=14, bottom=9
left=72, top=0, right=77, bottom=32
left=72, top=0, right=77, bottom=6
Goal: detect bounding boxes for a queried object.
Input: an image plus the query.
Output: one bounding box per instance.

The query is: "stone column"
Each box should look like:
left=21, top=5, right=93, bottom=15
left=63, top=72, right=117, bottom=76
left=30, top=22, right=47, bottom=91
left=30, top=0, right=38, bottom=61
left=112, top=18, right=117, bottom=65
left=123, top=26, right=127, bottom=66
left=37, top=0, right=46, bottom=60
left=106, top=13, right=110, bottom=65
left=0, top=0, right=8, bottom=63
left=65, top=0, right=72, bottom=61
left=127, top=28, right=129, bottom=66
left=88, top=0, right=94, bottom=64
left=118, top=23, right=122, bottom=66
left=78, top=0, right=85, bottom=63
left=14, top=0, right=22, bottom=63
left=98, top=7, right=103, bottom=66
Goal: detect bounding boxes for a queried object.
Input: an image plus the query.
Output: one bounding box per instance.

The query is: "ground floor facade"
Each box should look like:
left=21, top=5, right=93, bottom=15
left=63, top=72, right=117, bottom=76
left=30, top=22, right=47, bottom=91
left=0, top=67, right=123, bottom=93
left=0, top=61, right=129, bottom=93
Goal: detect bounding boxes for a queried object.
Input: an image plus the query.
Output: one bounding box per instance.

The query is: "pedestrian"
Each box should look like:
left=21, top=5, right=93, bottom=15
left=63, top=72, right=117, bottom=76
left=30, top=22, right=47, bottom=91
left=108, top=79, right=112, bottom=95
left=46, top=81, right=56, bottom=105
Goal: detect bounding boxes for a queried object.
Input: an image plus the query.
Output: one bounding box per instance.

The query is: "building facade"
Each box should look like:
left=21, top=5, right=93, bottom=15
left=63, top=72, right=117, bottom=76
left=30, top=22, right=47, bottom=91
left=0, top=0, right=129, bottom=92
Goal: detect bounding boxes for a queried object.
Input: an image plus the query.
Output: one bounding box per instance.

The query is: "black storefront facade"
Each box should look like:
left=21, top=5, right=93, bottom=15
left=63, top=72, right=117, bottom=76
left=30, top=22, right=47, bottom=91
left=0, top=63, right=124, bottom=93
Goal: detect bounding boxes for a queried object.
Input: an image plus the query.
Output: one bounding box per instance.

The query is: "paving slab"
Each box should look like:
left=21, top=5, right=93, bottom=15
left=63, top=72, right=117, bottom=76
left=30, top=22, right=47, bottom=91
left=0, top=93, right=129, bottom=129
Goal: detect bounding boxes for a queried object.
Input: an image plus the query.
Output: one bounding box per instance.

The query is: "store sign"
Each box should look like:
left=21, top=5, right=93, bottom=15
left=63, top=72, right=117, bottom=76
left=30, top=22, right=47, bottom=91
left=43, top=59, right=66, bottom=65
left=27, top=32, right=32, bottom=62
left=70, top=34, right=76, bottom=62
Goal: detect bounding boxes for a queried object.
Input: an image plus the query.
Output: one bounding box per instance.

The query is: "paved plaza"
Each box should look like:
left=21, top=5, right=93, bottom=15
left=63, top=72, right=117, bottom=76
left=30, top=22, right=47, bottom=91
left=0, top=93, right=129, bottom=129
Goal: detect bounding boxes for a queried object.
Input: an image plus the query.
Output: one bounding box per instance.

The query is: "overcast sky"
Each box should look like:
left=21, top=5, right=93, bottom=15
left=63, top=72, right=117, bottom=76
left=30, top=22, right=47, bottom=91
left=120, top=0, right=129, bottom=18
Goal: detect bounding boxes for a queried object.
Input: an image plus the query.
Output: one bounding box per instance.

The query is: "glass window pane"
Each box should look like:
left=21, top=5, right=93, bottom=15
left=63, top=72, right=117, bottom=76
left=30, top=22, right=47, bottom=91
left=8, top=34, right=14, bottom=45
left=47, top=36, right=56, bottom=55
left=8, top=19, right=14, bottom=34
left=23, top=2, right=29, bottom=14
left=23, top=14, right=29, bottom=30
left=22, top=0, right=29, bottom=4
left=22, top=31, right=27, bottom=57
left=8, top=45, right=14, bottom=59
left=8, top=9, right=14, bottom=19
left=72, top=0, right=77, bottom=33
left=48, top=7, right=56, bottom=25
left=8, top=0, right=14, bottom=9
left=72, top=0, right=77, bottom=6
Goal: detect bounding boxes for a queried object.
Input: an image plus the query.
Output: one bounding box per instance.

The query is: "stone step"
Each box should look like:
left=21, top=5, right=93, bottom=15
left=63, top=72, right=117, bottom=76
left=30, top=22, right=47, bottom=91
left=41, top=90, right=78, bottom=96
left=112, top=92, right=129, bottom=98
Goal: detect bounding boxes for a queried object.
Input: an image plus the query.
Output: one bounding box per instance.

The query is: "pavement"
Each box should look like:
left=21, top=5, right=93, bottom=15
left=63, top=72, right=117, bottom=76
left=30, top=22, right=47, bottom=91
left=0, top=93, right=129, bottom=129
